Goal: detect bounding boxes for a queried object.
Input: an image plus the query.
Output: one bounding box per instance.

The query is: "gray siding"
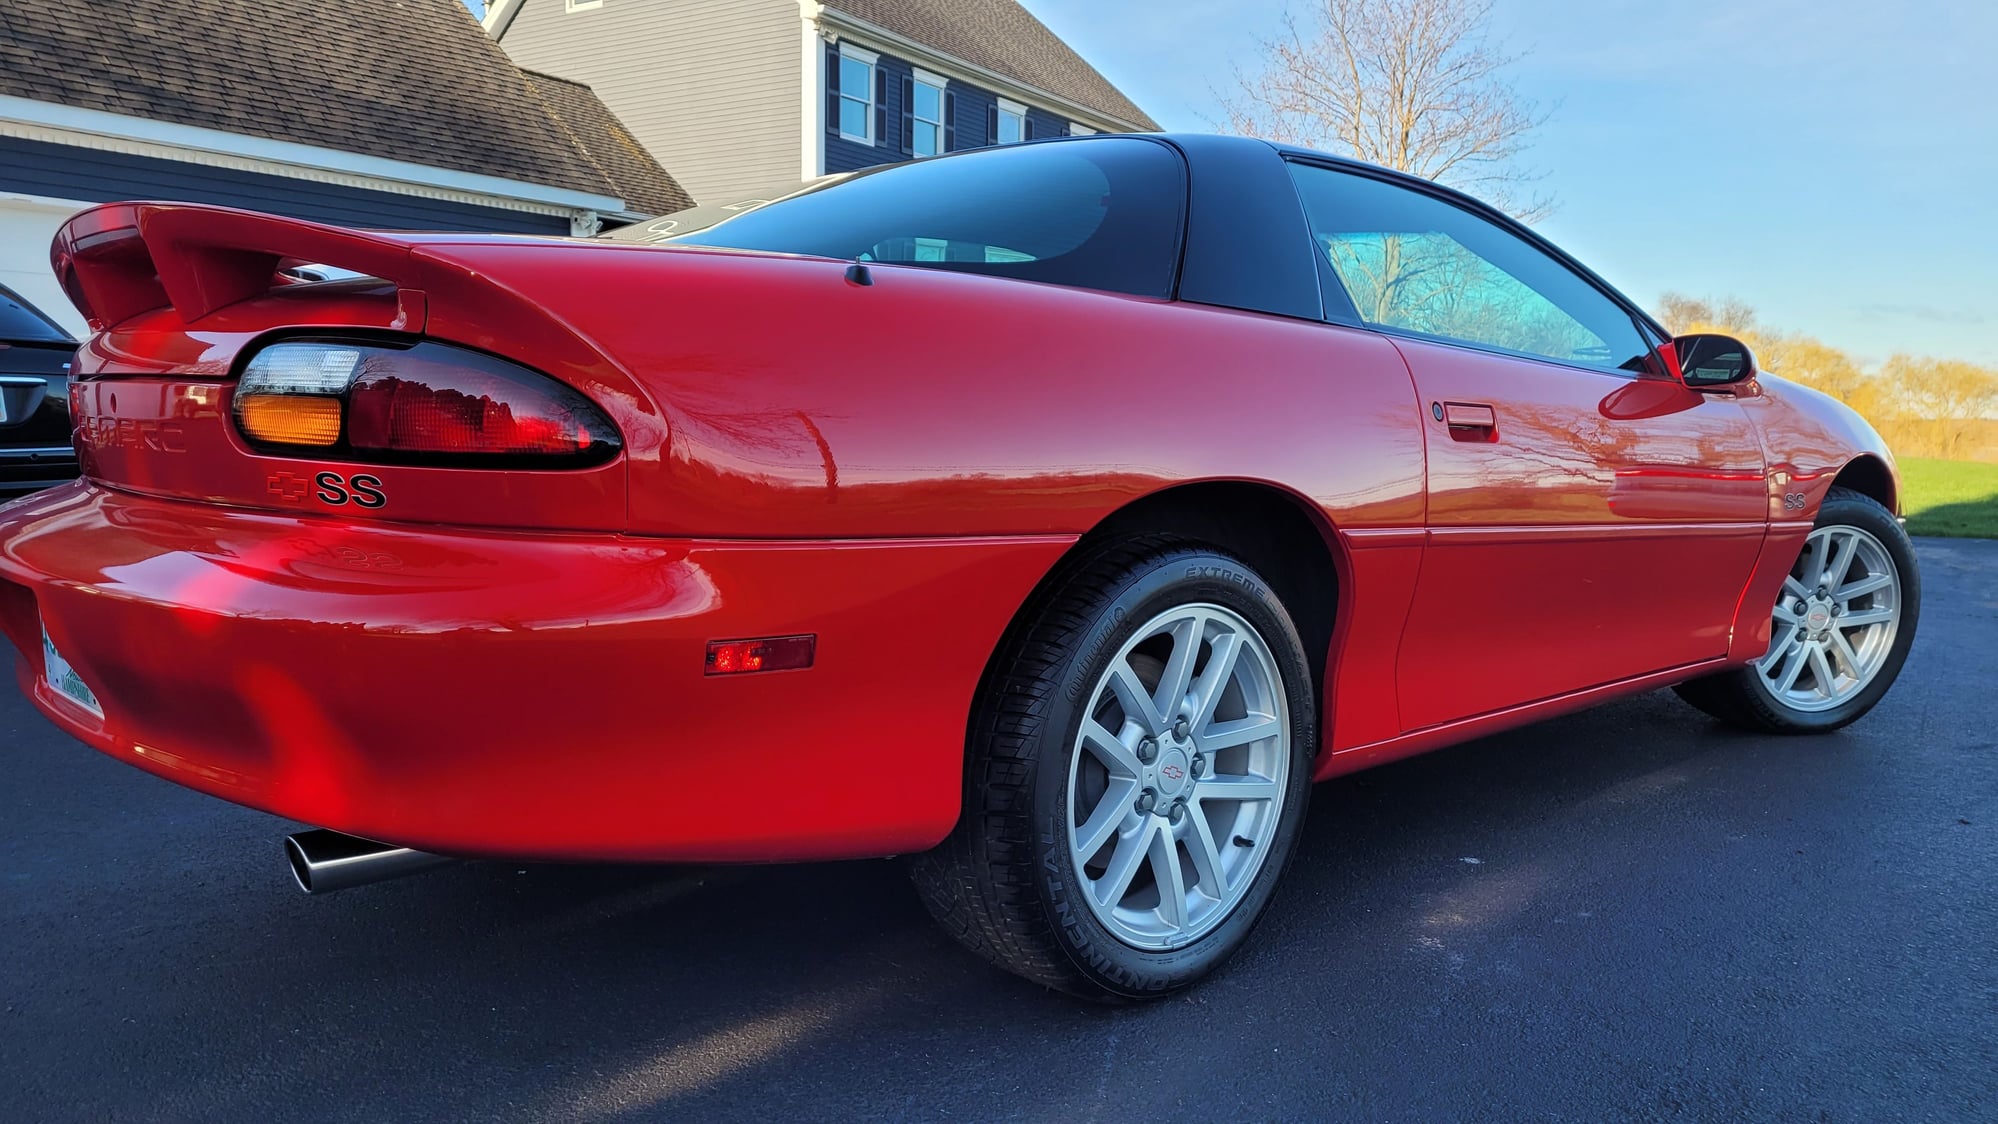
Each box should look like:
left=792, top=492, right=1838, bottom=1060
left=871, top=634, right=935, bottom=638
left=498, top=0, right=802, bottom=206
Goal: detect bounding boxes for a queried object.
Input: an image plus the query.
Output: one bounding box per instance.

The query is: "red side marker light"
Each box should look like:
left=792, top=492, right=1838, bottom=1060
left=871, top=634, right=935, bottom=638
left=705, top=635, right=815, bottom=676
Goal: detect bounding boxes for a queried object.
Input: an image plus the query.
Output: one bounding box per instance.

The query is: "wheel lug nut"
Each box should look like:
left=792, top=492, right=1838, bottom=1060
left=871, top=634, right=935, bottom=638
left=1136, top=738, right=1157, bottom=764
left=1134, top=789, right=1156, bottom=814
left=1168, top=799, right=1187, bottom=825
left=1172, top=716, right=1190, bottom=739
left=1190, top=755, right=1206, bottom=778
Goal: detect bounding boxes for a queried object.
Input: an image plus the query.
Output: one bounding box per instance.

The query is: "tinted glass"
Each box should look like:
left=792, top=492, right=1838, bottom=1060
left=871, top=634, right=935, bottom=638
left=672, top=138, right=1187, bottom=298
left=0, top=286, right=71, bottom=343
left=1288, top=163, right=1652, bottom=373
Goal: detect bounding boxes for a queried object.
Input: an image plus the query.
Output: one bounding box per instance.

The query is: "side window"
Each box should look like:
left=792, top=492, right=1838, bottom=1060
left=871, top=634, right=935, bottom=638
left=1287, top=162, right=1653, bottom=374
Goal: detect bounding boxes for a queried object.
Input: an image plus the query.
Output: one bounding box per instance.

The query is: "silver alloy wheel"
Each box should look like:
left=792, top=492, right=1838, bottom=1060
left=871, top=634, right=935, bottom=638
left=1065, top=602, right=1290, bottom=951
left=1758, top=524, right=1902, bottom=712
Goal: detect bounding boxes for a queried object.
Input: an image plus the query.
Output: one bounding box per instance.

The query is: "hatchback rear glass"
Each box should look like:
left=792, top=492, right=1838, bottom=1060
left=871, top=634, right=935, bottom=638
left=667, top=138, right=1188, bottom=299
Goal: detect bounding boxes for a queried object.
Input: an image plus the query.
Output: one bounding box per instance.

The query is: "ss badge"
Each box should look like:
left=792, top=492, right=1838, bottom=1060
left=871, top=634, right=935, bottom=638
left=1783, top=492, right=1808, bottom=511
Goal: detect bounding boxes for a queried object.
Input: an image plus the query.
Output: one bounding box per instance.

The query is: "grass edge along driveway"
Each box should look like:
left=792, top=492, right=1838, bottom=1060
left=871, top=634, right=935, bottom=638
left=1899, top=456, right=1998, bottom=538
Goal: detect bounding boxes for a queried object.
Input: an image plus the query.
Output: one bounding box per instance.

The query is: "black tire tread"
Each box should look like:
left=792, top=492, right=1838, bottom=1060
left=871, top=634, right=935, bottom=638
left=910, top=533, right=1207, bottom=998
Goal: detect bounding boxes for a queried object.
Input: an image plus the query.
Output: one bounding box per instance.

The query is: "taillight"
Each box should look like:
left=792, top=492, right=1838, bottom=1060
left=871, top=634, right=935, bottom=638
left=233, top=339, right=620, bottom=466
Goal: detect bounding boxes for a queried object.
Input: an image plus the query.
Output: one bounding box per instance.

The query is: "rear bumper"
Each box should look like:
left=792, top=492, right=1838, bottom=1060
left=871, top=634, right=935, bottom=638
left=0, top=483, right=1070, bottom=862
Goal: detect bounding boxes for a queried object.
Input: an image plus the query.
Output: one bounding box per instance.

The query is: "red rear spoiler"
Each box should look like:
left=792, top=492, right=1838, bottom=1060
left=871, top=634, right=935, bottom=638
left=51, top=202, right=429, bottom=333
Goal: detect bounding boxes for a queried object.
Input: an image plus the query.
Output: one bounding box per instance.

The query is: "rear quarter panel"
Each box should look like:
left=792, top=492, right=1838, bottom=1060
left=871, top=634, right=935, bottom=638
left=425, top=243, right=1427, bottom=540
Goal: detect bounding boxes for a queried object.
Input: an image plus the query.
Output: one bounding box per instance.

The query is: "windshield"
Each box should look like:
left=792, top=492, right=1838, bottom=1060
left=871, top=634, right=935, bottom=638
left=667, top=138, right=1188, bottom=299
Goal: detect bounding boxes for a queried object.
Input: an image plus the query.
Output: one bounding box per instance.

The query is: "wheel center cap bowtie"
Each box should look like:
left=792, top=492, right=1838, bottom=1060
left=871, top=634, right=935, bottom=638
left=1805, top=600, right=1834, bottom=635
left=1154, top=746, right=1191, bottom=796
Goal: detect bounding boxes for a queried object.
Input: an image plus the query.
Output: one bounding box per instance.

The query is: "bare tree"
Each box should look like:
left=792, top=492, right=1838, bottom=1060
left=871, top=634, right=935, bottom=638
left=1656, top=292, right=1760, bottom=336
left=1218, top=0, right=1551, bottom=219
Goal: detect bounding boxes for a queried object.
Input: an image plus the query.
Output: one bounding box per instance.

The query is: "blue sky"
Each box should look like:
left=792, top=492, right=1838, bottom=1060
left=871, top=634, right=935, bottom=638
left=1020, top=0, right=1998, bottom=365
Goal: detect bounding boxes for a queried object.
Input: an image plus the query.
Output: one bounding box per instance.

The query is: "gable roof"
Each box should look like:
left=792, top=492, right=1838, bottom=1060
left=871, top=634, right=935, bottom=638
left=0, top=0, right=679, bottom=214
left=825, top=0, right=1158, bottom=131
left=523, top=71, right=694, bottom=216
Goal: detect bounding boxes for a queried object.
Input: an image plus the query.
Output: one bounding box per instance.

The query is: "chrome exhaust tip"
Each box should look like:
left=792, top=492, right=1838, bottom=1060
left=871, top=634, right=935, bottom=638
left=284, top=828, right=452, bottom=894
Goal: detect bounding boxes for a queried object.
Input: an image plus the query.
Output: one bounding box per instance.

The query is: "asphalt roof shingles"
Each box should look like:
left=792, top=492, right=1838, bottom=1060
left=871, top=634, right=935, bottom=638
left=826, top=0, right=1158, bottom=129
left=0, top=0, right=684, bottom=213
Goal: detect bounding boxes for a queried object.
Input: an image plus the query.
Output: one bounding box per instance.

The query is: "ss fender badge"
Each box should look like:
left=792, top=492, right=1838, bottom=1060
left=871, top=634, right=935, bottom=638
left=265, top=471, right=387, bottom=509
left=1783, top=492, right=1808, bottom=511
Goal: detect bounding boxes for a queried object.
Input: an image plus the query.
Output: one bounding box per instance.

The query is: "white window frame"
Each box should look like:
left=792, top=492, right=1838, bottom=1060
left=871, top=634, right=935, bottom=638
left=996, top=97, right=1028, bottom=145
left=911, top=68, right=948, bottom=157
left=838, top=44, right=879, bottom=145
left=565, top=0, right=603, bottom=12
left=1068, top=123, right=1096, bottom=136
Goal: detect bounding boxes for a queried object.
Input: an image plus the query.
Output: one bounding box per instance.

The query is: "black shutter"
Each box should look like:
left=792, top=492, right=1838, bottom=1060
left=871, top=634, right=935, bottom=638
left=1023, top=117, right=1036, bottom=142
left=942, top=91, right=956, bottom=152
left=987, top=103, right=999, bottom=146
left=875, top=68, right=889, bottom=146
left=900, top=75, right=914, bottom=156
left=825, top=44, right=840, bottom=135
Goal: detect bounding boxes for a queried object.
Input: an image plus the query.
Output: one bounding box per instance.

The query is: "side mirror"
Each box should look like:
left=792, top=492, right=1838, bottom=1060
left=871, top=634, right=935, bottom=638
left=1668, top=333, right=1757, bottom=388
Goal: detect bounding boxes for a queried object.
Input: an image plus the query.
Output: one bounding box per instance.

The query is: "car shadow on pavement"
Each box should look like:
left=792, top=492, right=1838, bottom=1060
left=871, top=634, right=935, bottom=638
left=5, top=683, right=1884, bottom=1122
left=239, top=692, right=1786, bottom=1117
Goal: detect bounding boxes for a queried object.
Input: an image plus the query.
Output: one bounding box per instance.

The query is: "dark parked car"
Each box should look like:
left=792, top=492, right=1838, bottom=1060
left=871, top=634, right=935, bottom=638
left=0, top=285, right=78, bottom=497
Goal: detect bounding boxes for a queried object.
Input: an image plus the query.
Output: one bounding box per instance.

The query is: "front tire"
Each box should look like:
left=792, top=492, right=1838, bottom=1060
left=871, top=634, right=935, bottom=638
left=911, top=537, right=1315, bottom=1000
left=1675, top=486, right=1920, bottom=733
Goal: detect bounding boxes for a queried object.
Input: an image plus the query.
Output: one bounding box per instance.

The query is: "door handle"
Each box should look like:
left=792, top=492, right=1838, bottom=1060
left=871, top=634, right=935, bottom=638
left=1437, top=401, right=1497, bottom=441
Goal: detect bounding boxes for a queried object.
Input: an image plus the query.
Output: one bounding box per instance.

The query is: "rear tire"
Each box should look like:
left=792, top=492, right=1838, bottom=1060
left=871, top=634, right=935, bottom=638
left=1675, top=486, right=1919, bottom=733
left=911, top=537, right=1315, bottom=1000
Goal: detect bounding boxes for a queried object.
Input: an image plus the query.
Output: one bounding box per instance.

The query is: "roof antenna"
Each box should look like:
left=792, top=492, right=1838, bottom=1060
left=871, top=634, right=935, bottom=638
left=845, top=263, right=873, bottom=286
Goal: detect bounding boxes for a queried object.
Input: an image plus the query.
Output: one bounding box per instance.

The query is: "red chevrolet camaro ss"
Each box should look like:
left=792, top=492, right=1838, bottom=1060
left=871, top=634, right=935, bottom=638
left=0, top=135, right=1919, bottom=999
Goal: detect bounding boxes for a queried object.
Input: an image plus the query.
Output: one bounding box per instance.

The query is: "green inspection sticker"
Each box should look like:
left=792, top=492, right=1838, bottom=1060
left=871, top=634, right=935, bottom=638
left=40, top=623, right=103, bottom=718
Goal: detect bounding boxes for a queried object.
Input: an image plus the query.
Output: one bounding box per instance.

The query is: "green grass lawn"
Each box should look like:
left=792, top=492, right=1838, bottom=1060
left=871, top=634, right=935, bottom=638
left=1898, top=457, right=1998, bottom=538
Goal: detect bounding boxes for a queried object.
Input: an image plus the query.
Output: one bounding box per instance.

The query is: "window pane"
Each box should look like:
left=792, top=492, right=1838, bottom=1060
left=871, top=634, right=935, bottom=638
left=0, top=287, right=69, bottom=342
left=840, top=56, right=871, bottom=98
left=673, top=138, right=1187, bottom=298
left=998, top=111, right=1023, bottom=145
left=914, top=82, right=942, bottom=121
left=913, top=120, right=941, bottom=157
left=839, top=96, right=869, bottom=139
left=1289, top=164, right=1652, bottom=372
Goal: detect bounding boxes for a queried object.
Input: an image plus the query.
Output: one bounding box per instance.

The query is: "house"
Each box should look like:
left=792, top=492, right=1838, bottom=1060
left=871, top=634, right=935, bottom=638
left=0, top=0, right=690, bottom=336
left=483, top=0, right=1159, bottom=206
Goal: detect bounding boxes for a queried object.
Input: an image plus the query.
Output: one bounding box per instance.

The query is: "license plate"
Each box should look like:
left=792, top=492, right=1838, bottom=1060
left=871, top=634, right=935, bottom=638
left=40, top=621, right=103, bottom=718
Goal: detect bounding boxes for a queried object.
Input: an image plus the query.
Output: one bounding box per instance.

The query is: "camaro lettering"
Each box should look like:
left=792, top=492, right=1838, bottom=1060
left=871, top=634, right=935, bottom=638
left=79, top=417, right=186, bottom=453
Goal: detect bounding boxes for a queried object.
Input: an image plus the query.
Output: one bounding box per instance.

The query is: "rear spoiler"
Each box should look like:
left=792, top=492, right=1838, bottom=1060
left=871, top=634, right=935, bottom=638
left=51, top=202, right=428, bottom=333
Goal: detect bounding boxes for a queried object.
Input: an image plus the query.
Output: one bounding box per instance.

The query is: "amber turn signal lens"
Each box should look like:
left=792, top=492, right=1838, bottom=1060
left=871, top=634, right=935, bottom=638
left=236, top=395, right=343, bottom=447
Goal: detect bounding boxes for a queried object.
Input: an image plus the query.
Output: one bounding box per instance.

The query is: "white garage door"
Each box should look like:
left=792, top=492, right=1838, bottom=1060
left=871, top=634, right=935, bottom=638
left=0, top=194, right=90, bottom=339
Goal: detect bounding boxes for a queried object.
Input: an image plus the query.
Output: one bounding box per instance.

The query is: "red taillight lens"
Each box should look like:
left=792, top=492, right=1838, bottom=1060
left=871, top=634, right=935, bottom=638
left=705, top=635, right=816, bottom=676
left=233, top=339, right=620, bottom=466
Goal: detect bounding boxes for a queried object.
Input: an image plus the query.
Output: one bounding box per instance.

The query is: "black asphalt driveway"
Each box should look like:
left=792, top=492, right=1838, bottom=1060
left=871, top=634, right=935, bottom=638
left=4, top=538, right=1995, bottom=1122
